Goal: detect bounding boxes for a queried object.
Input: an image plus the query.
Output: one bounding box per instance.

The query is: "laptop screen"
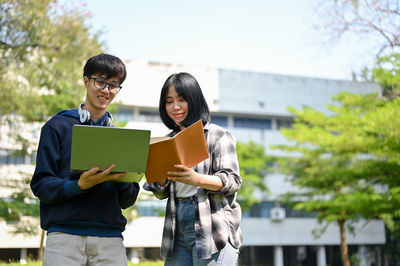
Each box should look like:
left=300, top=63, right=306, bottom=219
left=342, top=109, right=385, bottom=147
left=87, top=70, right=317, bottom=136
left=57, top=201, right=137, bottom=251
left=70, top=125, right=151, bottom=182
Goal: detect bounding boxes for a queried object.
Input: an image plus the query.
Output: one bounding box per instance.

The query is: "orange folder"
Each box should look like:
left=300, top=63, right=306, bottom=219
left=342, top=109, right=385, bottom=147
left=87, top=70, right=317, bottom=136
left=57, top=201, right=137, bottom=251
left=145, top=120, right=209, bottom=184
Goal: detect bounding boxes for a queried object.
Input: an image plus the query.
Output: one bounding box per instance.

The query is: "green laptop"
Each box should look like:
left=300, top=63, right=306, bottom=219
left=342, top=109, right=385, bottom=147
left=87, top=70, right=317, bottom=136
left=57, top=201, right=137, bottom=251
left=70, top=125, right=151, bottom=182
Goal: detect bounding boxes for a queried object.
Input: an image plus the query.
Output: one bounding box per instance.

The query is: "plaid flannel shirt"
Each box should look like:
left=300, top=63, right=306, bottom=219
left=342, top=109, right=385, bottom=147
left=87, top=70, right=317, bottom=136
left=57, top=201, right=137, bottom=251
left=144, top=122, right=243, bottom=259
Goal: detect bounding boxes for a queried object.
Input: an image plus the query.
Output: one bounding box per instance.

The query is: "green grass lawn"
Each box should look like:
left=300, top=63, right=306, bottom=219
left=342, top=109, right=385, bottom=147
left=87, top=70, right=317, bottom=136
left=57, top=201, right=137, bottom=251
left=0, top=261, right=163, bottom=266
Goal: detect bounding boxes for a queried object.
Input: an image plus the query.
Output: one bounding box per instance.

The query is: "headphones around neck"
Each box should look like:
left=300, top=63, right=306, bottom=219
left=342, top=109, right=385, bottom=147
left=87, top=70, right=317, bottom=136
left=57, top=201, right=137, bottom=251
left=78, top=103, right=113, bottom=126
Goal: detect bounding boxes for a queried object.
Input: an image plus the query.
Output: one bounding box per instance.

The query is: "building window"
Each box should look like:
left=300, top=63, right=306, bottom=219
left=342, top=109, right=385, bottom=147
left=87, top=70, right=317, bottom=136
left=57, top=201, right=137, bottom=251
left=285, top=207, right=317, bottom=218
left=114, top=108, right=133, bottom=122
left=138, top=110, right=161, bottom=123
left=211, top=115, right=228, bottom=127
left=243, top=201, right=274, bottom=218
left=243, top=201, right=316, bottom=218
left=277, top=118, right=293, bottom=129
left=0, top=150, right=36, bottom=165
left=234, top=117, right=271, bottom=130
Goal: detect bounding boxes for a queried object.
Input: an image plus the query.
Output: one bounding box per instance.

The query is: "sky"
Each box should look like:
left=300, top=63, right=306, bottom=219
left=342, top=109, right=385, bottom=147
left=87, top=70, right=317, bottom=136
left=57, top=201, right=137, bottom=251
left=74, top=0, right=376, bottom=81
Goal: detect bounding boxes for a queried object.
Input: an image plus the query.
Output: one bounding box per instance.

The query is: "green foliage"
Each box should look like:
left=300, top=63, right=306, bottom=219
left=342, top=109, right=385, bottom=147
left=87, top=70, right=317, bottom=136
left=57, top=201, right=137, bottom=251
left=384, top=218, right=400, bottom=263
left=0, top=0, right=104, bottom=121
left=236, top=141, right=271, bottom=212
left=0, top=175, right=39, bottom=235
left=273, top=91, right=400, bottom=265
left=350, top=253, right=361, bottom=266
left=358, top=53, right=400, bottom=99
left=274, top=92, right=400, bottom=223
left=0, top=0, right=104, bottom=247
left=372, top=53, right=400, bottom=99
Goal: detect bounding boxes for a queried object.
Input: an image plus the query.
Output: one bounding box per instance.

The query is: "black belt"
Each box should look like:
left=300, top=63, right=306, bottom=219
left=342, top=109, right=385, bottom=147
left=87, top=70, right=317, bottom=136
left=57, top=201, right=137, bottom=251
left=176, top=195, right=197, bottom=202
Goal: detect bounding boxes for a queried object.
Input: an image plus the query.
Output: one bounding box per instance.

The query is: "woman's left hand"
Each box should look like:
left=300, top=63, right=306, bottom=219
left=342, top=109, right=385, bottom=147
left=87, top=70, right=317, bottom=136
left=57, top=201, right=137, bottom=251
left=167, top=164, right=223, bottom=191
left=167, top=164, right=201, bottom=186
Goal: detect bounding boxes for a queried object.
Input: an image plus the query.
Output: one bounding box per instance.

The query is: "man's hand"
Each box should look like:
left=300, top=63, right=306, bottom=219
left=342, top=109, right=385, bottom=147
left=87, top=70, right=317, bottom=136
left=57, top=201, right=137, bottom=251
left=78, top=164, right=126, bottom=190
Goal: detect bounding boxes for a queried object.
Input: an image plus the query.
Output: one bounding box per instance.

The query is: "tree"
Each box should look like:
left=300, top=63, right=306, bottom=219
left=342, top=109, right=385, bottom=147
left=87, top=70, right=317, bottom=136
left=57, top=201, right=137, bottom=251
left=361, top=53, right=400, bottom=99
left=272, top=92, right=400, bottom=266
left=0, top=0, right=105, bottom=260
left=0, top=0, right=104, bottom=121
left=236, top=141, right=271, bottom=212
left=0, top=171, right=44, bottom=258
left=314, top=0, right=400, bottom=56
left=311, top=1, right=400, bottom=263
left=313, top=0, right=400, bottom=98
left=346, top=50, right=400, bottom=263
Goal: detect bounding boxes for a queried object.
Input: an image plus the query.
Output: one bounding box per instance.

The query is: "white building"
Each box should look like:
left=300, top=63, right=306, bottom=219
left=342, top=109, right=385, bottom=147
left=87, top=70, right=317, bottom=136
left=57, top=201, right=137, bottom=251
left=0, top=60, right=385, bottom=265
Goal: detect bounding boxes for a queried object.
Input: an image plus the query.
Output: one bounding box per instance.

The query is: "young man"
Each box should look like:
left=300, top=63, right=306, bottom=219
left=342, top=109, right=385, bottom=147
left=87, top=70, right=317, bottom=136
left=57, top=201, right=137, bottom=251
left=30, top=53, right=138, bottom=266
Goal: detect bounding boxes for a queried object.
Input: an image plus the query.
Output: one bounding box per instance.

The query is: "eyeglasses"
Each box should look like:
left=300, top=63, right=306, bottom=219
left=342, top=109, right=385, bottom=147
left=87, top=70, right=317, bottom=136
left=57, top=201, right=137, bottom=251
left=87, top=76, right=122, bottom=94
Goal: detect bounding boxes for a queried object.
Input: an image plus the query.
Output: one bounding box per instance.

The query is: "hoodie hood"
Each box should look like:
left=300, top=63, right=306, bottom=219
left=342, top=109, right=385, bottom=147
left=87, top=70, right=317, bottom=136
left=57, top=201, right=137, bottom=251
left=56, top=108, right=113, bottom=126
left=56, top=109, right=80, bottom=120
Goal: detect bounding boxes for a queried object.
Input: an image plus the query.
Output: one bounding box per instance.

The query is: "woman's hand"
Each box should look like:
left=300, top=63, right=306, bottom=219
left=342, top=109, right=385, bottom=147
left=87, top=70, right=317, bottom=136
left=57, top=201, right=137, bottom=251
left=167, top=164, right=201, bottom=186
left=167, top=164, right=223, bottom=191
left=78, top=164, right=126, bottom=190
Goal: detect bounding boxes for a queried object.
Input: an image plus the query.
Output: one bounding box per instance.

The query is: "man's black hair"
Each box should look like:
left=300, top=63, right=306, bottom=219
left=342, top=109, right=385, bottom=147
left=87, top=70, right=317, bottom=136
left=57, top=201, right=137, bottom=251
left=83, top=53, right=127, bottom=84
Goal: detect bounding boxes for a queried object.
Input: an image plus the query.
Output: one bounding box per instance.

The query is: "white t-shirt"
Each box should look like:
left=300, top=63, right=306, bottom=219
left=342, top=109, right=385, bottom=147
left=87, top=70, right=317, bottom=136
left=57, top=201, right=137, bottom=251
left=175, top=182, right=197, bottom=198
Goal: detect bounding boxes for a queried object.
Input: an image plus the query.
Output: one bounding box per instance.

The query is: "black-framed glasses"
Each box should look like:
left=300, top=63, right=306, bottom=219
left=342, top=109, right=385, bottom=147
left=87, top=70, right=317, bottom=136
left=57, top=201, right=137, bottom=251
left=87, top=76, right=122, bottom=94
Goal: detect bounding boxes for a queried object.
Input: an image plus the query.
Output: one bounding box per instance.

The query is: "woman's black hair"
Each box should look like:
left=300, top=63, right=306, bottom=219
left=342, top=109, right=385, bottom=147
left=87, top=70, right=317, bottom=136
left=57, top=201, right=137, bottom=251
left=83, top=53, right=127, bottom=84
left=159, top=72, right=210, bottom=130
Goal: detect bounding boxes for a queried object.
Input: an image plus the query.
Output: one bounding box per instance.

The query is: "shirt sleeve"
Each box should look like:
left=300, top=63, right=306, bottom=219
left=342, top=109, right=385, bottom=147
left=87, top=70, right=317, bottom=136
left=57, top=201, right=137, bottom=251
left=116, top=182, right=140, bottom=209
left=143, top=180, right=171, bottom=200
left=30, top=124, right=85, bottom=204
left=210, top=130, right=242, bottom=195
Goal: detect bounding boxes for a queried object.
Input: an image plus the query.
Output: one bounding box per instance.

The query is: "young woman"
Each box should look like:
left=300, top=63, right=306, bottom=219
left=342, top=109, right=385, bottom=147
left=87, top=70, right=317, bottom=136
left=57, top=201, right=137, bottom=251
left=144, top=72, right=242, bottom=266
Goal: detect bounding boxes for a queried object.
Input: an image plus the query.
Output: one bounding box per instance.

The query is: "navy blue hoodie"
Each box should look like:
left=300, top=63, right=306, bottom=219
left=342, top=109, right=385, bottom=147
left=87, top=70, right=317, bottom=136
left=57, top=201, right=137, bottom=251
left=30, top=109, right=139, bottom=238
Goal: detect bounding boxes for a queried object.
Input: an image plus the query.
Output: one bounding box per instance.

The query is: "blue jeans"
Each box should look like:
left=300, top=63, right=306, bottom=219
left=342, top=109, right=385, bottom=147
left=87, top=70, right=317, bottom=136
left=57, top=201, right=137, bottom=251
left=164, top=198, right=239, bottom=266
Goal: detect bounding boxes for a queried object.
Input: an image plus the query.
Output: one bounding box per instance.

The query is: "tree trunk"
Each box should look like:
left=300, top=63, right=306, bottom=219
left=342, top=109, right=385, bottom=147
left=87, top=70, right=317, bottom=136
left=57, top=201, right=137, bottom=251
left=338, top=219, right=351, bottom=266
left=38, top=229, right=45, bottom=261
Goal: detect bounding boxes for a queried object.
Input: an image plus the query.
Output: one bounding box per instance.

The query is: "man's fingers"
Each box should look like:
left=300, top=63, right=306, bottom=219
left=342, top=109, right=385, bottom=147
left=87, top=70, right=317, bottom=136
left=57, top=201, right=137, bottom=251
left=102, top=163, right=116, bottom=174
left=82, top=166, right=99, bottom=177
left=100, top=164, right=126, bottom=181
left=108, top=172, right=126, bottom=180
left=80, top=164, right=125, bottom=187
